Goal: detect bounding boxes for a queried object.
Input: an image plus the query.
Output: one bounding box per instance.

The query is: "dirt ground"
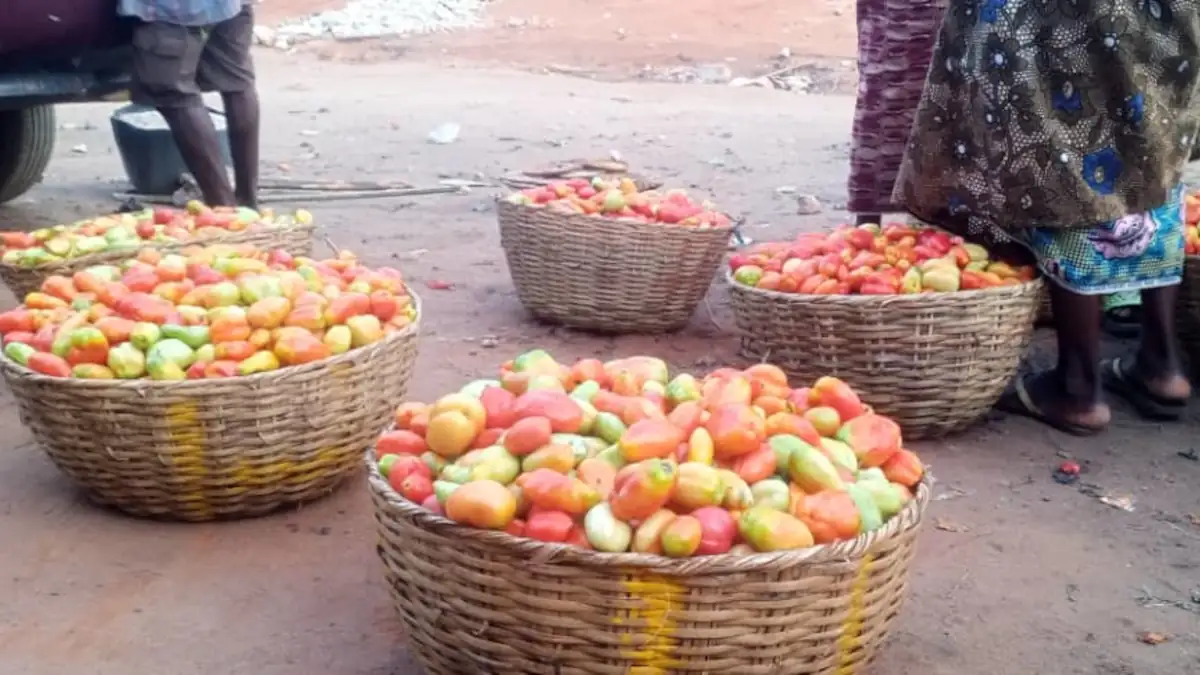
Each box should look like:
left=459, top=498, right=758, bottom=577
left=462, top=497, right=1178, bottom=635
left=1, top=5, right=1199, bottom=674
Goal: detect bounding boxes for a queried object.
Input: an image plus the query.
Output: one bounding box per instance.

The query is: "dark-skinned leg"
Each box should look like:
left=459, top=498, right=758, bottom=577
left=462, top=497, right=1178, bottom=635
left=1003, top=284, right=1111, bottom=432
left=1132, top=284, right=1191, bottom=399
left=221, top=90, right=260, bottom=209
left=158, top=105, right=235, bottom=206
left=1049, top=285, right=1107, bottom=416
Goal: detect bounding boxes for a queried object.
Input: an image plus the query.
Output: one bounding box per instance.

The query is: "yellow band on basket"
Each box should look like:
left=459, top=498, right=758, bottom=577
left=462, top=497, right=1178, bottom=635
left=835, top=553, right=875, bottom=674
left=165, top=400, right=212, bottom=519
left=617, top=573, right=683, bottom=673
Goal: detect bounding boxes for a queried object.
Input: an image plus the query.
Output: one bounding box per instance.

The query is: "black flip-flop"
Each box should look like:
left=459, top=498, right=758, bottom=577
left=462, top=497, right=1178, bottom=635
left=1102, top=306, right=1141, bottom=339
left=1101, top=357, right=1187, bottom=420
left=996, top=374, right=1107, bottom=436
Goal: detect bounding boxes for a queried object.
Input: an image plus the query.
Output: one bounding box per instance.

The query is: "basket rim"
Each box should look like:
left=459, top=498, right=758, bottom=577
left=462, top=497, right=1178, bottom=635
left=367, top=446, right=933, bottom=574
left=498, top=197, right=738, bottom=236
left=0, top=289, right=422, bottom=390
left=0, top=219, right=316, bottom=273
left=723, top=268, right=1045, bottom=305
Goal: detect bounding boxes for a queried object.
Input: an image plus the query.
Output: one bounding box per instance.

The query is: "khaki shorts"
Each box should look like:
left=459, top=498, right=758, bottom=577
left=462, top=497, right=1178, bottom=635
left=131, top=5, right=255, bottom=108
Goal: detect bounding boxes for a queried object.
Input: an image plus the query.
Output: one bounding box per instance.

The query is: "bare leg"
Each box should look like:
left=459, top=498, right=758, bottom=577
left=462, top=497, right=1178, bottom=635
left=158, top=105, right=235, bottom=206
left=1051, top=285, right=1106, bottom=412
left=1132, top=285, right=1191, bottom=399
left=999, top=283, right=1111, bottom=432
left=221, top=90, right=260, bottom=209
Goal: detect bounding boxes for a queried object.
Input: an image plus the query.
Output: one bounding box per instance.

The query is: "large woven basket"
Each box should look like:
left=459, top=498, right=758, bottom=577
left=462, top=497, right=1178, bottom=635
left=497, top=200, right=732, bottom=333
left=1177, top=255, right=1200, bottom=371
left=0, top=220, right=315, bottom=300
left=1036, top=286, right=1053, bottom=324
left=1, top=294, right=420, bottom=521
left=368, top=457, right=931, bottom=675
left=727, top=272, right=1043, bottom=439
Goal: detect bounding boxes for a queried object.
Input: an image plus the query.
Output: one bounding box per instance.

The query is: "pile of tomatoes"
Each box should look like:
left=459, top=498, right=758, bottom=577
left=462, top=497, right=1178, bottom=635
left=374, top=351, right=924, bottom=557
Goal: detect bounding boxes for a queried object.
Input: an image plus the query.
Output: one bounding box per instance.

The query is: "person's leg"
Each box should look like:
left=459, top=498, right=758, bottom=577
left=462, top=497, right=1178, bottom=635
left=998, top=226, right=1111, bottom=433
left=130, top=22, right=235, bottom=206
left=196, top=5, right=259, bottom=208
left=1134, top=285, right=1190, bottom=397
left=1049, top=285, right=1107, bottom=412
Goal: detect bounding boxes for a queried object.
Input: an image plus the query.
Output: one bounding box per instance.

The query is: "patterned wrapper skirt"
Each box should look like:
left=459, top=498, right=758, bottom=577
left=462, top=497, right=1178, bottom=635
left=1023, top=185, right=1186, bottom=296
left=847, top=0, right=946, bottom=215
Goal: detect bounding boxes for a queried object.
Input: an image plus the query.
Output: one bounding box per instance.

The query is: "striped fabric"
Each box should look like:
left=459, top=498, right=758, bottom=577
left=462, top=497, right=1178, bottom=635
left=847, top=0, right=946, bottom=215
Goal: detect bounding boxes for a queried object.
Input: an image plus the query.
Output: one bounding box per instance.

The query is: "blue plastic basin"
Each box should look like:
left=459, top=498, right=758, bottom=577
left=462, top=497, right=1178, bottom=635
left=110, top=103, right=232, bottom=195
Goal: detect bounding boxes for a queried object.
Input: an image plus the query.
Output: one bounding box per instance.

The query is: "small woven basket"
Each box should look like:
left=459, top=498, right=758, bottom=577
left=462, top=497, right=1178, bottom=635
left=497, top=200, right=732, bottom=333
left=0, top=221, right=315, bottom=300
left=1177, top=255, right=1200, bottom=370
left=726, top=272, right=1043, bottom=439
left=1, top=293, right=420, bottom=521
left=368, top=456, right=931, bottom=675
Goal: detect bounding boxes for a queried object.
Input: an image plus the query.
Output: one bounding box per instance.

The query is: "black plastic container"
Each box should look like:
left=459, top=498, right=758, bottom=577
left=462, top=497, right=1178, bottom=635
left=110, top=103, right=232, bottom=195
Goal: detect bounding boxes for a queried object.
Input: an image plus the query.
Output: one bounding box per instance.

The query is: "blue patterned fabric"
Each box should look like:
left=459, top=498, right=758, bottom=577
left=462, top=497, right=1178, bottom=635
left=1022, top=185, right=1186, bottom=295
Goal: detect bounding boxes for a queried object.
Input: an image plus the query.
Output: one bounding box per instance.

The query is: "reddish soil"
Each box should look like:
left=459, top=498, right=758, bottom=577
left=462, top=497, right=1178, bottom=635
left=265, top=0, right=858, bottom=81
left=0, top=5, right=1197, bottom=674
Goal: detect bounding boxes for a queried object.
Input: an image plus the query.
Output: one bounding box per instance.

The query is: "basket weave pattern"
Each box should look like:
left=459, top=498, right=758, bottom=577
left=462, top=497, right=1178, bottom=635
left=1177, top=255, right=1200, bottom=369
left=1036, top=287, right=1053, bottom=324
left=727, top=273, right=1043, bottom=439
left=498, top=200, right=731, bottom=333
left=2, top=295, right=420, bottom=521
left=0, top=221, right=315, bottom=299
left=368, top=457, right=930, bottom=675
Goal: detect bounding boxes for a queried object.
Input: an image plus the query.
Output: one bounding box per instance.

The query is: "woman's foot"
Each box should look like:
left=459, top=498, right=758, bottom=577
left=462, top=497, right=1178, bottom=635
left=997, top=371, right=1111, bottom=435
left=1101, top=357, right=1190, bottom=420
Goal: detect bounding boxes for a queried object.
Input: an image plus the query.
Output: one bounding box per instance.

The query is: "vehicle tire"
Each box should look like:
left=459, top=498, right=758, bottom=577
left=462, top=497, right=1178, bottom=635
left=0, top=106, right=57, bottom=205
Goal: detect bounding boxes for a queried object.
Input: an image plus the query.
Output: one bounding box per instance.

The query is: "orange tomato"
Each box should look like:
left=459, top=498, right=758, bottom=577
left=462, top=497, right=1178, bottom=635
left=790, top=491, right=861, bottom=544
left=619, top=418, right=685, bottom=462
left=480, top=386, right=517, bottom=429
left=609, top=459, right=677, bottom=522
left=377, top=430, right=427, bottom=456
left=576, top=458, right=617, bottom=499
left=512, top=390, right=584, bottom=433
left=731, top=444, right=777, bottom=484
left=705, top=404, right=766, bottom=459
left=524, top=510, right=575, bottom=543
left=665, top=400, right=704, bottom=436
left=444, top=480, right=517, bottom=529
left=621, top=397, right=666, bottom=426
left=567, top=358, right=610, bottom=389
left=502, top=416, right=554, bottom=456
left=882, top=448, right=924, bottom=488
left=763, top=412, right=823, bottom=446
left=393, top=402, right=429, bottom=430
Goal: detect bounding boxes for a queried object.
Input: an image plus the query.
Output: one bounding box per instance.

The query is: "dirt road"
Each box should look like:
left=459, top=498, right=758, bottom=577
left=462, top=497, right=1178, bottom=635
left=0, top=38, right=1198, bottom=675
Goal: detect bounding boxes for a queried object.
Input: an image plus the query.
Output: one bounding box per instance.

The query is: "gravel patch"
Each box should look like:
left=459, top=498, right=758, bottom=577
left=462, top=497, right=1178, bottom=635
left=271, top=0, right=490, bottom=42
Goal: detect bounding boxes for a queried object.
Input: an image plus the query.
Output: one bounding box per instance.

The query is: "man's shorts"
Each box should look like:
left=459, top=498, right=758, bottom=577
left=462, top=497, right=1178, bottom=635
left=131, top=5, right=255, bottom=108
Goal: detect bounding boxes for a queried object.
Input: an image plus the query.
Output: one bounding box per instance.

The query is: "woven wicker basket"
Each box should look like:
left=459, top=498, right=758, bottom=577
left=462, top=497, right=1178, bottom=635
left=1177, top=255, right=1200, bottom=370
left=1, top=294, right=420, bottom=521
left=497, top=200, right=732, bottom=333
left=368, top=457, right=931, bottom=675
left=0, top=221, right=315, bottom=300
left=1036, top=287, right=1053, bottom=324
left=726, top=272, right=1043, bottom=439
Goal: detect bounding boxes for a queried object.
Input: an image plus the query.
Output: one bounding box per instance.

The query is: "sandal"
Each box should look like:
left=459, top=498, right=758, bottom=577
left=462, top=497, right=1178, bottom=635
left=1102, top=306, right=1142, bottom=338
left=996, top=373, right=1108, bottom=436
left=1101, top=357, right=1188, bottom=420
